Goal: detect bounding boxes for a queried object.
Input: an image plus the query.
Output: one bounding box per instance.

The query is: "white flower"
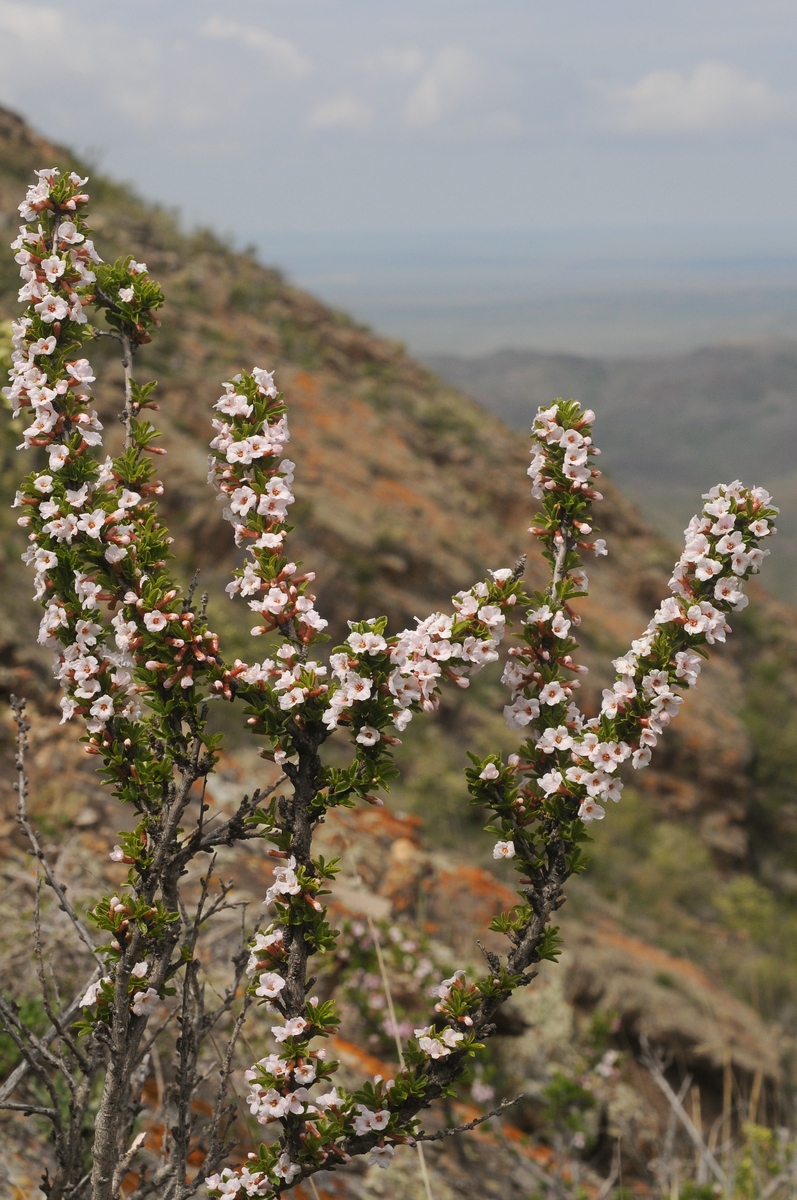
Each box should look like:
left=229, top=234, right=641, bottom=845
left=66, top=483, right=91, bottom=509
left=368, top=1145, right=395, bottom=1169
left=539, top=681, right=566, bottom=706
left=226, top=440, right=253, bottom=465
left=131, top=961, right=149, bottom=978
left=255, top=972, right=286, bottom=1000
left=551, top=611, right=571, bottom=638
left=730, top=548, right=750, bottom=576
left=89, top=694, right=115, bottom=722
left=593, top=539, right=608, bottom=556
left=538, top=725, right=573, bottom=754
left=34, top=292, right=69, bottom=323
left=714, top=577, right=748, bottom=609
left=272, top=1016, right=308, bottom=1043
left=105, top=545, right=127, bottom=563
left=264, top=858, right=302, bottom=906
left=131, top=987, right=159, bottom=1016
left=694, top=557, right=722, bottom=581
left=478, top=604, right=505, bottom=631
left=578, top=798, right=605, bottom=823
left=493, top=840, right=515, bottom=860
left=279, top=686, right=307, bottom=710
left=33, top=547, right=58, bottom=571
left=356, top=725, right=381, bottom=746
left=503, top=697, right=540, bottom=729
left=684, top=606, right=708, bottom=636
left=57, top=220, right=84, bottom=245
left=118, top=488, right=141, bottom=509
left=77, top=509, right=107, bottom=539
left=274, top=1154, right=301, bottom=1184
left=118, top=286, right=135, bottom=303
left=80, top=975, right=111, bottom=1007
left=251, top=1088, right=289, bottom=1122
left=248, top=365, right=277, bottom=398
left=479, top=762, right=500, bottom=780
left=539, top=769, right=563, bottom=796
left=48, top=444, right=70, bottom=470
left=654, top=597, right=682, bottom=625
left=144, top=611, right=168, bottom=632
left=348, top=629, right=388, bottom=655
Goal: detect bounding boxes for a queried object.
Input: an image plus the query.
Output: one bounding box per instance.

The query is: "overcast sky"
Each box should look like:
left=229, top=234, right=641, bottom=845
left=1, top=0, right=796, bottom=238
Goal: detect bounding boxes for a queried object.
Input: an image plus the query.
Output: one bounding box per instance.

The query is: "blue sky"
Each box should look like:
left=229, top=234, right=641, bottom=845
left=2, top=1, right=797, bottom=353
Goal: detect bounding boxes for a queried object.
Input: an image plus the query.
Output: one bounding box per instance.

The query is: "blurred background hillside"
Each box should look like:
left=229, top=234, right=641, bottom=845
left=2, top=2, right=797, bottom=1193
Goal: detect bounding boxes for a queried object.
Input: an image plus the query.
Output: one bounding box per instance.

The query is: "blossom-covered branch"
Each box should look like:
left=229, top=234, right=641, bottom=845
left=1, top=166, right=778, bottom=1200
left=2, top=170, right=292, bottom=1200
left=202, top=386, right=775, bottom=1196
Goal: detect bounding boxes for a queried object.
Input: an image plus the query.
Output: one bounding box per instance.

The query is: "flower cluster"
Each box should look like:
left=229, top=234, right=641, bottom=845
left=79, top=957, right=158, bottom=1018
left=208, top=368, right=327, bottom=646
left=5, top=170, right=231, bottom=1054
left=480, top=401, right=779, bottom=845
left=323, top=573, right=513, bottom=739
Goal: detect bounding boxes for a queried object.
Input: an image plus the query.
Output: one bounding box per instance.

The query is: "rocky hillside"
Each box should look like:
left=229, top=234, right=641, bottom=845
left=2, top=103, right=797, bottom=1193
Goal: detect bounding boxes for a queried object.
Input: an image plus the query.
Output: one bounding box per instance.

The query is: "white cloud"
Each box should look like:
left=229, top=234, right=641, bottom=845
left=200, top=16, right=313, bottom=79
left=307, top=96, right=373, bottom=131
left=0, top=0, right=62, bottom=40
left=604, top=61, right=788, bottom=134
left=404, top=47, right=477, bottom=127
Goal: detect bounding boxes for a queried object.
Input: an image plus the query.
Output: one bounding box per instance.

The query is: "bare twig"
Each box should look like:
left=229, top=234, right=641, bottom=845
left=0, top=973, right=98, bottom=1104
left=416, top=1094, right=524, bottom=1141
left=120, top=328, right=137, bottom=448
left=367, top=915, right=434, bottom=1200
left=641, top=1037, right=729, bottom=1191
left=112, top=1130, right=146, bottom=1195
left=595, top=1140, right=621, bottom=1200
left=762, top=1174, right=790, bottom=1199
left=9, top=696, right=102, bottom=965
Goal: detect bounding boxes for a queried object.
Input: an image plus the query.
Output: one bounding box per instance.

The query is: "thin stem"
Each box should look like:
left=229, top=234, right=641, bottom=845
left=416, top=1094, right=524, bottom=1141
left=367, top=916, right=434, bottom=1200
left=10, top=696, right=102, bottom=965
left=120, top=329, right=137, bottom=449
left=0, top=973, right=98, bottom=1104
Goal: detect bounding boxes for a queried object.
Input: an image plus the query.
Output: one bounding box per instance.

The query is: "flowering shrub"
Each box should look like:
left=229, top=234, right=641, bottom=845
left=0, top=166, right=779, bottom=1199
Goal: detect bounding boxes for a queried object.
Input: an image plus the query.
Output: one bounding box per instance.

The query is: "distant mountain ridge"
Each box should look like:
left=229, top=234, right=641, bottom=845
left=428, top=342, right=797, bottom=603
